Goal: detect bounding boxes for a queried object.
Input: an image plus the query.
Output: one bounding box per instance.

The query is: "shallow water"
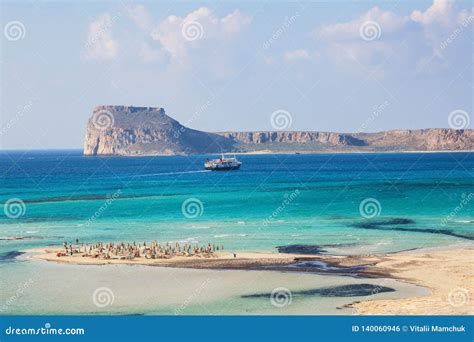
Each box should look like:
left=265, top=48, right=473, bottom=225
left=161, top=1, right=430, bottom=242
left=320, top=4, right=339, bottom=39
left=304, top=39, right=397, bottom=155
left=0, top=254, right=426, bottom=315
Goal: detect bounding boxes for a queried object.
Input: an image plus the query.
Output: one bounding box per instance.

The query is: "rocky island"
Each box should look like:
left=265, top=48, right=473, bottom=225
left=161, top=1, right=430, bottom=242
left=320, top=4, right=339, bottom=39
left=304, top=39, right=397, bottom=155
left=83, top=105, right=474, bottom=156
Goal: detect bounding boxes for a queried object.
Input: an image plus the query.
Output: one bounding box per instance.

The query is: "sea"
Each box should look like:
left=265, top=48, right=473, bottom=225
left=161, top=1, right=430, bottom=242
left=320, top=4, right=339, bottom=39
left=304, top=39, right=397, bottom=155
left=0, top=151, right=472, bottom=314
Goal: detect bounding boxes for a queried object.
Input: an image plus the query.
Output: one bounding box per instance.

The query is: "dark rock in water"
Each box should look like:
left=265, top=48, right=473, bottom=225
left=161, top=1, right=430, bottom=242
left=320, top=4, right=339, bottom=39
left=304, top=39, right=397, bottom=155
left=0, top=236, right=44, bottom=241
left=276, top=245, right=326, bottom=254
left=351, top=218, right=474, bottom=241
left=320, top=243, right=359, bottom=248
left=352, top=218, right=415, bottom=229
left=19, top=193, right=159, bottom=204
left=260, top=259, right=372, bottom=278
left=276, top=243, right=359, bottom=255
left=289, top=260, right=366, bottom=273
left=242, top=284, right=395, bottom=299
left=304, top=284, right=395, bottom=297
left=0, top=251, right=24, bottom=261
left=381, top=218, right=414, bottom=225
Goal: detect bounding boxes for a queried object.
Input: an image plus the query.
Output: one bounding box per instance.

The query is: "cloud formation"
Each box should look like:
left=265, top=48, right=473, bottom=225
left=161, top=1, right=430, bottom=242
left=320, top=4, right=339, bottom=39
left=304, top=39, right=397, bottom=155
left=304, top=0, right=473, bottom=71
left=317, top=6, right=407, bottom=41
left=84, top=1, right=472, bottom=78
left=84, top=12, right=122, bottom=61
left=411, top=0, right=456, bottom=26
left=84, top=6, right=251, bottom=65
left=150, top=7, right=251, bottom=60
left=411, top=0, right=474, bottom=58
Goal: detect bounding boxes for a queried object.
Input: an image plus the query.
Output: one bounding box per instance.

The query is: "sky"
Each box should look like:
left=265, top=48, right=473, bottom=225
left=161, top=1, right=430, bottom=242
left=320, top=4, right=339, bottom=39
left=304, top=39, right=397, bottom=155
left=1, top=0, right=472, bottom=149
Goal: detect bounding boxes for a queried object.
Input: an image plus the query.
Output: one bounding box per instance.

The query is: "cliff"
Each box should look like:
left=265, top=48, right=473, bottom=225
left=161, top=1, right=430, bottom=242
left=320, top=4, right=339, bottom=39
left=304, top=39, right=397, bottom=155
left=83, top=106, right=474, bottom=156
left=83, top=105, right=233, bottom=155
left=218, top=131, right=366, bottom=146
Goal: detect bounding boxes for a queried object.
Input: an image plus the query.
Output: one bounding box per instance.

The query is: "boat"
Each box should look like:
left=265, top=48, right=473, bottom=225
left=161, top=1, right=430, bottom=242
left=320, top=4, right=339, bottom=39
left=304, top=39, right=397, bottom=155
left=204, top=154, right=242, bottom=171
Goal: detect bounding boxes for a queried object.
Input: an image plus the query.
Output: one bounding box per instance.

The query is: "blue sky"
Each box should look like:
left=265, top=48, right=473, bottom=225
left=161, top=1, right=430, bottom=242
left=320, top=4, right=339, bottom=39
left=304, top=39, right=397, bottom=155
left=1, top=0, right=472, bottom=149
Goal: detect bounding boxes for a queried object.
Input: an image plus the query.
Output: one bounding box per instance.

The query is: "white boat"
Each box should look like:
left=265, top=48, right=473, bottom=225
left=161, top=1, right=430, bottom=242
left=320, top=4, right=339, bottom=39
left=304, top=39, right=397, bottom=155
left=204, top=154, right=242, bottom=171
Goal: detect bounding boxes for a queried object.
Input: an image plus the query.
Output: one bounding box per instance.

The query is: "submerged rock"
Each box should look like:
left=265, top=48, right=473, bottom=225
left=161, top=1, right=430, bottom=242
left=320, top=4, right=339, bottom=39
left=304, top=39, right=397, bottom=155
left=276, top=244, right=327, bottom=255
left=0, top=251, right=24, bottom=261
left=242, top=283, right=395, bottom=299
left=351, top=218, right=474, bottom=240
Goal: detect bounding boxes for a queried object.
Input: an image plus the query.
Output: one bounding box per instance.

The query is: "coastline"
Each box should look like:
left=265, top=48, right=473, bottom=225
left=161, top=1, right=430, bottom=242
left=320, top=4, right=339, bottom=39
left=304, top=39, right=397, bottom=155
left=348, top=247, right=474, bottom=315
left=234, top=150, right=474, bottom=155
left=30, top=245, right=473, bottom=315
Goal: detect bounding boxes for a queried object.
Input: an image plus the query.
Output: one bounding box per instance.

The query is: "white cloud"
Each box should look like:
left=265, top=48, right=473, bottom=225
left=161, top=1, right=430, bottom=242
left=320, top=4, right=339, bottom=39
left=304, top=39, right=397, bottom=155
left=220, top=9, right=251, bottom=34
left=317, top=6, right=407, bottom=41
left=284, top=49, right=320, bottom=61
left=150, top=7, right=251, bottom=60
left=314, top=0, right=473, bottom=71
left=411, top=0, right=455, bottom=26
left=411, top=0, right=474, bottom=58
left=313, top=6, right=409, bottom=68
left=125, top=4, right=154, bottom=32
left=84, top=13, right=122, bottom=61
left=84, top=6, right=251, bottom=69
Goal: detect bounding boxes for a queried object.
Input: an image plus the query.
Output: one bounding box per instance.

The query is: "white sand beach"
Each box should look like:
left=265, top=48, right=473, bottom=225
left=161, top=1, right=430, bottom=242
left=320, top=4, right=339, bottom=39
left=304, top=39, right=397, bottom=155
left=29, top=245, right=474, bottom=315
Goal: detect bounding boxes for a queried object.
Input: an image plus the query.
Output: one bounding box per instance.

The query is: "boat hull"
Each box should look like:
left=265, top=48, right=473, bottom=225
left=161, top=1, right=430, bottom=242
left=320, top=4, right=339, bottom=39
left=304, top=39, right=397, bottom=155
left=204, top=164, right=241, bottom=171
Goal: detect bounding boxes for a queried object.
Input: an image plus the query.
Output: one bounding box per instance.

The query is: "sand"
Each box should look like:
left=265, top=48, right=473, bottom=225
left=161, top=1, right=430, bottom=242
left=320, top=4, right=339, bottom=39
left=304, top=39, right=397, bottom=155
left=349, top=247, right=474, bottom=315
left=31, top=246, right=474, bottom=315
left=32, top=248, right=314, bottom=268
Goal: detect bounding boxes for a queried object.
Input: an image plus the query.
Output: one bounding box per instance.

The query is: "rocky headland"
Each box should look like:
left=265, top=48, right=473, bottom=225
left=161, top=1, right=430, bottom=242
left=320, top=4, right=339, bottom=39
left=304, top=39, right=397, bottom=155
left=83, top=105, right=474, bottom=156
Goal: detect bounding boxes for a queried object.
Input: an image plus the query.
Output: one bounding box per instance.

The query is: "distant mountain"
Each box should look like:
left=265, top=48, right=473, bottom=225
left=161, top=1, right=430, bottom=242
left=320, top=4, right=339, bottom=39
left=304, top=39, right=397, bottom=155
left=83, top=106, right=474, bottom=156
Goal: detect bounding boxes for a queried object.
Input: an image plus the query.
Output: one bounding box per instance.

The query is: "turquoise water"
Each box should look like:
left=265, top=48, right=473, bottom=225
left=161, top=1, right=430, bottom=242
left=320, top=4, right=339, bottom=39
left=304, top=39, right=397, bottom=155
left=1, top=151, right=473, bottom=255
left=0, top=151, right=472, bottom=315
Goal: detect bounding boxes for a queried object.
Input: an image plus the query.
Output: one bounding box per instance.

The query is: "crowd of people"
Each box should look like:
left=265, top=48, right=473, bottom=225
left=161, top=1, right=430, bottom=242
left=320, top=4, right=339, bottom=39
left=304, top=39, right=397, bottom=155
left=58, top=239, right=224, bottom=260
